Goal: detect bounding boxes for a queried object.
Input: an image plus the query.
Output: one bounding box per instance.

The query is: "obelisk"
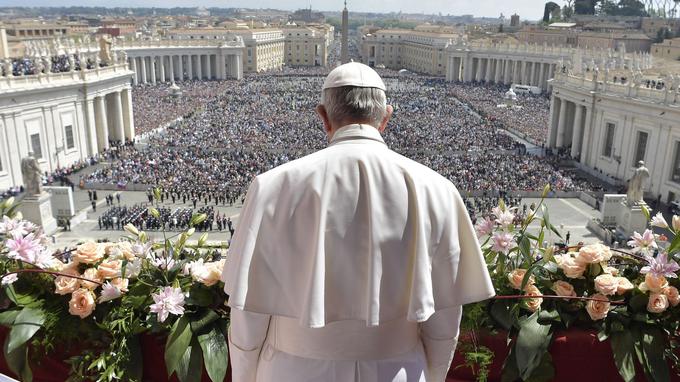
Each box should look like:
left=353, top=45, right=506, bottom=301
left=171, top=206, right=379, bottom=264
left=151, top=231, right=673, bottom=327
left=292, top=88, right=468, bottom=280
left=341, top=0, right=349, bottom=64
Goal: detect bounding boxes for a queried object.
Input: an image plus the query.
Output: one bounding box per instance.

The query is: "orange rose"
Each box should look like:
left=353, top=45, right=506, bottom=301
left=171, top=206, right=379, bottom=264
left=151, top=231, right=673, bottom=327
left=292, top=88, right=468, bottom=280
left=524, top=285, right=543, bottom=312
left=594, top=274, right=620, bottom=296
left=551, top=280, right=576, bottom=298
left=97, top=260, right=122, bottom=279
left=110, top=277, right=129, bottom=293
left=54, top=269, right=79, bottom=295
left=80, top=268, right=102, bottom=290
left=576, top=243, right=612, bottom=264
left=647, top=293, right=669, bottom=314
left=662, top=286, right=680, bottom=307
left=73, top=242, right=104, bottom=264
left=68, top=288, right=96, bottom=318
left=507, top=269, right=535, bottom=290
left=642, top=274, right=668, bottom=293
left=616, top=277, right=635, bottom=295
left=586, top=293, right=610, bottom=321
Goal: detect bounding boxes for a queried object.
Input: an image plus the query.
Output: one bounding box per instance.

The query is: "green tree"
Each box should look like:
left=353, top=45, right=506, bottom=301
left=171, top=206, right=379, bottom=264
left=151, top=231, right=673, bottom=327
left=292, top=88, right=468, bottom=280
left=575, top=0, right=599, bottom=14
left=543, top=1, right=560, bottom=22
left=618, top=0, right=647, bottom=15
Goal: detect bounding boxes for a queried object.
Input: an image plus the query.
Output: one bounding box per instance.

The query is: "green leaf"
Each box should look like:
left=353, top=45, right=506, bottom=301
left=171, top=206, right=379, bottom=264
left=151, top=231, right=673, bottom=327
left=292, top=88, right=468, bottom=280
left=188, top=285, right=215, bottom=308
left=642, top=326, right=671, bottom=382
left=519, top=235, right=532, bottom=264
left=667, top=232, right=680, bottom=255
left=190, top=310, right=220, bottom=334
left=538, top=310, right=559, bottom=324
left=641, top=204, right=651, bottom=221
left=610, top=331, right=636, bottom=382
left=127, top=335, right=144, bottom=382
left=0, top=310, right=20, bottom=326
left=501, top=346, right=520, bottom=382
left=489, top=300, right=513, bottom=331
left=198, top=325, right=228, bottom=382
left=4, top=338, right=32, bottom=382
left=516, top=312, right=552, bottom=380
left=165, top=316, right=193, bottom=376
left=176, top=338, right=203, bottom=382
left=7, top=306, right=44, bottom=354
left=525, top=352, right=555, bottom=382
left=5, top=285, right=36, bottom=306
left=629, top=294, right=649, bottom=312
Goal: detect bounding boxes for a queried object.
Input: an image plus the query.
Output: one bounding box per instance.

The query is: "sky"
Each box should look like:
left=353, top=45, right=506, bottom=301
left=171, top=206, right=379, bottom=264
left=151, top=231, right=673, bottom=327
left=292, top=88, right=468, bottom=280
left=0, top=0, right=551, bottom=20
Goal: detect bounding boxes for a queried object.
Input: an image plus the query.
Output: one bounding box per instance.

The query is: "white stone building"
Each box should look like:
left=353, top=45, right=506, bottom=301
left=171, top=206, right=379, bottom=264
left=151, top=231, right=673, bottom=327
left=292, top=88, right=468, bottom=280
left=0, top=58, right=134, bottom=190
left=115, top=39, right=244, bottom=84
left=548, top=70, right=680, bottom=203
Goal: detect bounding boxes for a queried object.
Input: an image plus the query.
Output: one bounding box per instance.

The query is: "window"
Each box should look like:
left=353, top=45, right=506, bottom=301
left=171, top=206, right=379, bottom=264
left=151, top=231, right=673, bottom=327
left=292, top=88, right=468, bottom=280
left=65, top=125, right=75, bottom=149
left=30, top=134, right=42, bottom=159
left=633, top=131, right=648, bottom=165
left=672, top=141, right=680, bottom=182
left=602, top=123, right=615, bottom=158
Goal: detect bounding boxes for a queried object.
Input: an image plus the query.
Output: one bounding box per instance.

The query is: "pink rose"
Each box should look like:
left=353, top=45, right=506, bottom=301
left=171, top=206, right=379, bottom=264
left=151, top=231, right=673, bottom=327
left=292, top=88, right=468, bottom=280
left=68, top=288, right=96, bottom=318
left=54, top=269, right=79, bottom=295
left=110, top=277, right=129, bottom=293
left=594, top=274, right=620, bottom=296
left=576, top=243, right=612, bottom=264
left=97, top=260, right=122, bottom=279
left=80, top=268, right=102, bottom=290
left=556, top=254, right=586, bottom=278
left=524, top=285, right=543, bottom=312
left=73, top=242, right=104, bottom=264
left=116, top=242, right=136, bottom=261
left=647, top=293, right=669, bottom=314
left=586, top=293, right=610, bottom=321
left=662, top=286, right=680, bottom=307
left=616, top=277, right=635, bottom=295
left=507, top=269, right=535, bottom=290
left=643, top=274, right=668, bottom=293
left=551, top=280, right=576, bottom=298
left=603, top=266, right=620, bottom=276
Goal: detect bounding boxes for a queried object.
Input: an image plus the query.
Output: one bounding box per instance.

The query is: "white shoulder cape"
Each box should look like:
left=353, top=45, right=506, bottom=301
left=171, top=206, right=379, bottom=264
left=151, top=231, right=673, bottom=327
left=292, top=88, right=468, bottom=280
left=222, top=137, right=495, bottom=328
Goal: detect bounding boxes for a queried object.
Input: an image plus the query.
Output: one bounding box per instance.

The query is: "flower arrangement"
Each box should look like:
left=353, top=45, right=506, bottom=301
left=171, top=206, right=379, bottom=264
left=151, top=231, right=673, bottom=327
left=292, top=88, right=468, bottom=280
left=0, top=191, right=229, bottom=382
left=462, top=186, right=680, bottom=382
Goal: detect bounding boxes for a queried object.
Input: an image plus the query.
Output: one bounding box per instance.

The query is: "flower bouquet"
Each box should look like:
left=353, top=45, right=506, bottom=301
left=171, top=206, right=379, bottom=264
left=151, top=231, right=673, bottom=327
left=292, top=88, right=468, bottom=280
left=460, top=186, right=680, bottom=382
left=0, top=191, right=230, bottom=382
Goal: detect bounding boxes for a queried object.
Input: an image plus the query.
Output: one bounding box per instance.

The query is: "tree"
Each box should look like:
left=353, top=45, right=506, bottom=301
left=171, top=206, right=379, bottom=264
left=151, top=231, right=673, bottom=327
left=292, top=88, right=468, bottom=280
left=544, top=1, right=560, bottom=22
left=618, top=0, right=648, bottom=15
left=575, top=0, right=599, bottom=14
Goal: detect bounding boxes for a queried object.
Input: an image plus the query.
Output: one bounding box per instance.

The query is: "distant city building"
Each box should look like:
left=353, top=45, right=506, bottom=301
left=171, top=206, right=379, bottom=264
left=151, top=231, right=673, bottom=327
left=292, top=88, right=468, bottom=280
left=360, top=27, right=458, bottom=76
left=283, top=24, right=332, bottom=67
left=289, top=7, right=325, bottom=24
left=519, top=24, right=652, bottom=52
left=510, top=14, right=520, bottom=27
left=641, top=17, right=680, bottom=38
left=100, top=19, right=138, bottom=35
left=652, top=37, right=680, bottom=60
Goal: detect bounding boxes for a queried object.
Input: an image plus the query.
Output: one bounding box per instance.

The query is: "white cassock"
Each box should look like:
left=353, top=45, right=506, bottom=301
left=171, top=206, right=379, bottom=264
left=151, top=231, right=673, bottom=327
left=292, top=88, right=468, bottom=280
left=222, top=124, right=495, bottom=382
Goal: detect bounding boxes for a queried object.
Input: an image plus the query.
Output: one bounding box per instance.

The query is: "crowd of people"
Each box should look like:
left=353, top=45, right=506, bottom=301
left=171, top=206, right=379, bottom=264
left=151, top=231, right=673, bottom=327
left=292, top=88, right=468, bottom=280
left=451, top=83, right=551, bottom=145
left=83, top=68, right=608, bottom=216
left=98, top=203, right=233, bottom=234
left=3, top=54, right=104, bottom=77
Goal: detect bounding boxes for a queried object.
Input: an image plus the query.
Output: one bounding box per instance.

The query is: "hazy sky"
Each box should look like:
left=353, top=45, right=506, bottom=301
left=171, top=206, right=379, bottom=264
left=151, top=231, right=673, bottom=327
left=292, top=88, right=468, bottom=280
left=1, top=0, right=551, bottom=20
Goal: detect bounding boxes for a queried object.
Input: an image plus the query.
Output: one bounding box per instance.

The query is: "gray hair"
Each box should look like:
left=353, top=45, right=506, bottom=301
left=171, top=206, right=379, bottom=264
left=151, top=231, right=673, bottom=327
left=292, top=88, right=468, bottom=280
left=321, top=86, right=387, bottom=127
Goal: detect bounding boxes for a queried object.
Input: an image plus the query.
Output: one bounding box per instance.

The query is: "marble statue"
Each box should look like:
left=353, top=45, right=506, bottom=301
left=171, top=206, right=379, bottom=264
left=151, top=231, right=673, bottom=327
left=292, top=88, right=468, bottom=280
left=99, top=35, right=113, bottom=65
left=627, top=161, right=650, bottom=205
left=21, top=153, right=43, bottom=196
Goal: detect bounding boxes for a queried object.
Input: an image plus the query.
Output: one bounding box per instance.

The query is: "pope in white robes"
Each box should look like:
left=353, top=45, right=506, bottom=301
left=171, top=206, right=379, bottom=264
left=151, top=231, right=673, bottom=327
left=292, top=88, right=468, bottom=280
left=222, top=62, right=495, bottom=382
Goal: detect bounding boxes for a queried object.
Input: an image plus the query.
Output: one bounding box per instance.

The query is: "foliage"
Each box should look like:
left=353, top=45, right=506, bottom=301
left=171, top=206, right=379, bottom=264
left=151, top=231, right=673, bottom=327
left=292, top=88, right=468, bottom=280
left=0, top=190, right=229, bottom=382
left=543, top=2, right=560, bottom=23
left=462, top=186, right=680, bottom=381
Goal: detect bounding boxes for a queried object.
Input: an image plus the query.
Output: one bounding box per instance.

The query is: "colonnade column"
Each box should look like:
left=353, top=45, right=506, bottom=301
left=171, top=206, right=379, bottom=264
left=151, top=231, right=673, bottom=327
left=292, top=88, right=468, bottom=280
left=530, top=62, right=536, bottom=86
left=178, top=55, right=184, bottom=81
left=150, top=56, right=157, bottom=84
left=513, top=61, right=520, bottom=84
left=169, top=55, right=175, bottom=83
left=130, top=58, right=138, bottom=85
left=538, top=63, right=545, bottom=90
left=188, top=55, right=194, bottom=80
left=580, top=106, right=593, bottom=165
left=84, top=99, right=98, bottom=156
left=140, top=57, right=147, bottom=84
left=112, top=91, right=125, bottom=143
left=556, top=98, right=568, bottom=147
left=159, top=56, right=166, bottom=83
left=197, top=55, right=203, bottom=79
left=94, top=96, right=109, bottom=151
left=571, top=104, right=584, bottom=158
left=122, top=88, right=135, bottom=141
left=206, top=55, right=212, bottom=80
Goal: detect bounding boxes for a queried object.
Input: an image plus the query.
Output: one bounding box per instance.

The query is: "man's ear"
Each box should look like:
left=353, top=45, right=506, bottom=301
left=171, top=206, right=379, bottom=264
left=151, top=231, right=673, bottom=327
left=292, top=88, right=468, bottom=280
left=316, top=104, right=332, bottom=134
left=378, top=105, right=394, bottom=133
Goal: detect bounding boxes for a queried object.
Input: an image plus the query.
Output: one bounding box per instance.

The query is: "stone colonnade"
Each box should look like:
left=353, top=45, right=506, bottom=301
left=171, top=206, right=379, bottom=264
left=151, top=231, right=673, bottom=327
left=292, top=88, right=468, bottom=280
left=88, top=87, right=135, bottom=153
left=447, top=55, right=556, bottom=91
left=126, top=50, right=243, bottom=85
left=547, top=95, right=593, bottom=163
